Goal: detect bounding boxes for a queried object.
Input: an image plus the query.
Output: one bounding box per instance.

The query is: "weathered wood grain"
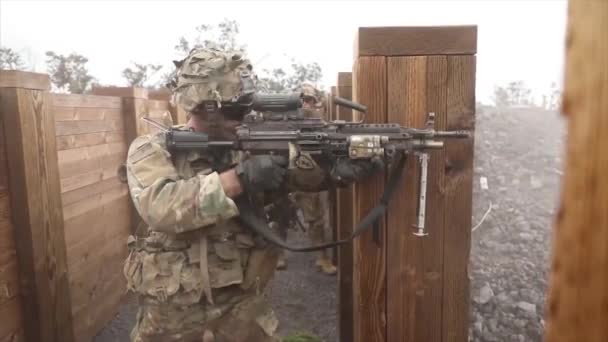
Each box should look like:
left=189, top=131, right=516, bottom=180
left=352, top=56, right=387, bottom=342
left=1, top=87, right=75, bottom=342
left=54, top=106, right=122, bottom=121
left=0, top=297, right=23, bottom=340
left=543, top=2, right=608, bottom=342
left=442, top=55, right=475, bottom=342
left=335, top=72, right=354, bottom=342
left=90, top=86, right=148, bottom=99
left=354, top=26, right=477, bottom=57
left=0, top=70, right=50, bottom=90
left=52, top=93, right=122, bottom=109
left=386, top=55, right=448, bottom=342
left=55, top=131, right=124, bottom=151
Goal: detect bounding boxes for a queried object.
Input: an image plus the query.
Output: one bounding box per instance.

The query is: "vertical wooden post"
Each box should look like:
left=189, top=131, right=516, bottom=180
left=335, top=71, right=354, bottom=342
left=544, top=2, right=608, bottom=342
left=0, top=70, right=75, bottom=342
left=351, top=26, right=477, bottom=342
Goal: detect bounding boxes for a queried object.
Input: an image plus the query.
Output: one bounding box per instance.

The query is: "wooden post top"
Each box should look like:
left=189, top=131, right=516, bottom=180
left=0, top=70, right=51, bottom=90
left=354, top=25, right=478, bottom=57
left=91, top=86, right=148, bottom=99
left=337, top=72, right=352, bottom=87
left=148, top=88, right=172, bottom=101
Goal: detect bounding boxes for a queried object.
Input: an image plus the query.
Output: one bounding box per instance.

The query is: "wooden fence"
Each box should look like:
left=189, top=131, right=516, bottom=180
left=1, top=25, right=476, bottom=342
left=329, top=25, right=478, bottom=342
left=0, top=71, right=183, bottom=342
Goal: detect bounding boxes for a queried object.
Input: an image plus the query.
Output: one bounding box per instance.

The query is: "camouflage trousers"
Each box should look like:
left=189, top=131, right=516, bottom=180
left=278, top=191, right=331, bottom=261
left=297, top=191, right=331, bottom=247
left=129, top=288, right=279, bottom=342
left=124, top=229, right=281, bottom=342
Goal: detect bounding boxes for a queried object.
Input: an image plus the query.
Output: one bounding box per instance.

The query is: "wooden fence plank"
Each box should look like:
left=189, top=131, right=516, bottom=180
left=442, top=55, right=476, bottom=342
left=63, top=196, right=129, bottom=250
left=543, top=2, right=608, bottom=341
left=55, top=119, right=123, bottom=136
left=0, top=70, right=50, bottom=90
left=62, top=185, right=127, bottom=221
left=1, top=85, right=75, bottom=342
left=60, top=176, right=122, bottom=207
left=421, top=55, right=448, bottom=342
left=53, top=107, right=123, bottom=122
left=90, top=86, right=147, bottom=99
left=58, top=150, right=125, bottom=180
left=0, top=297, right=23, bottom=340
left=386, top=55, right=448, bottom=342
left=56, top=131, right=125, bottom=151
left=352, top=56, right=387, bottom=342
left=354, top=26, right=477, bottom=57
left=0, top=258, right=20, bottom=306
left=53, top=93, right=122, bottom=109
left=335, top=72, right=354, bottom=342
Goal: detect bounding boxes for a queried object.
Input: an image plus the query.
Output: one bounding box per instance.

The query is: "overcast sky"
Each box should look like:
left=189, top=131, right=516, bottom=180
left=1, top=0, right=568, bottom=103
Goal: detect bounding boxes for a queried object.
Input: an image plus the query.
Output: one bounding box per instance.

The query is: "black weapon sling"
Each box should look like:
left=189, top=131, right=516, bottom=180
left=236, top=154, right=408, bottom=252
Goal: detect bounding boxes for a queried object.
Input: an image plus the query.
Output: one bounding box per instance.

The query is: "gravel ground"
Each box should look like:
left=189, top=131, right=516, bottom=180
left=94, top=105, right=565, bottom=342
left=468, top=106, right=566, bottom=342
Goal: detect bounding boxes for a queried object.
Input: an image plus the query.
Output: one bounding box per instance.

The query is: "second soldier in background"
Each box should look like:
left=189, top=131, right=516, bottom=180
left=276, top=82, right=337, bottom=275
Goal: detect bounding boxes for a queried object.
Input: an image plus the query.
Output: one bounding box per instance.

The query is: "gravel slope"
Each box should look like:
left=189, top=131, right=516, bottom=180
left=468, top=106, right=566, bottom=342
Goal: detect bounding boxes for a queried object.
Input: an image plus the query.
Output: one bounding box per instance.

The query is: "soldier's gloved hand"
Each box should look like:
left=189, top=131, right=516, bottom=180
left=235, top=155, right=289, bottom=194
left=330, top=156, right=385, bottom=185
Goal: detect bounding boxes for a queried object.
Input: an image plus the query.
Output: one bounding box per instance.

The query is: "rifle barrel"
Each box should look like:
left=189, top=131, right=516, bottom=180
left=333, top=96, right=368, bottom=113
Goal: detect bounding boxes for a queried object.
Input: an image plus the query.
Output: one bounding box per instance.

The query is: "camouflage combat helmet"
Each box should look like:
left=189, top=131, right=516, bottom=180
left=299, top=81, right=320, bottom=103
left=168, top=48, right=255, bottom=112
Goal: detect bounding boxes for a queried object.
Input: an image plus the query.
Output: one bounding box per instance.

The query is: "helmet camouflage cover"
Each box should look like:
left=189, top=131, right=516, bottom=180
left=168, top=48, right=255, bottom=112
left=299, top=81, right=326, bottom=111
left=299, top=81, right=319, bottom=102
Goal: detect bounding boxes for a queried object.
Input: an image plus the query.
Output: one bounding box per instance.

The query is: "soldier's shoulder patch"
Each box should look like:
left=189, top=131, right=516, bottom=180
left=294, top=154, right=315, bottom=170
left=128, top=136, right=157, bottom=164
left=128, top=133, right=169, bottom=164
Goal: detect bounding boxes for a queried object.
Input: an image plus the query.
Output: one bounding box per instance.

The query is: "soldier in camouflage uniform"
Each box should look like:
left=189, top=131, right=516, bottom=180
left=275, top=82, right=336, bottom=275
left=122, top=48, right=382, bottom=342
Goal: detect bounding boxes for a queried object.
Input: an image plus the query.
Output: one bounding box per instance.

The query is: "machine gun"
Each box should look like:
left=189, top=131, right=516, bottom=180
left=152, top=92, right=470, bottom=252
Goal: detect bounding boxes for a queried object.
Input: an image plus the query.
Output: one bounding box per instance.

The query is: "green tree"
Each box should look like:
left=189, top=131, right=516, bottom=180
left=257, top=59, right=324, bottom=94
left=45, top=51, right=97, bottom=93
left=492, top=80, right=535, bottom=108
left=122, top=62, right=162, bottom=87
left=492, top=85, right=511, bottom=108
left=506, top=80, right=533, bottom=105
left=174, top=18, right=247, bottom=56
left=0, top=47, right=26, bottom=70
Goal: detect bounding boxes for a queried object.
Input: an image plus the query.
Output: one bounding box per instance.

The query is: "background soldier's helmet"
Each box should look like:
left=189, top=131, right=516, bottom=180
left=167, top=48, right=255, bottom=112
left=300, top=81, right=319, bottom=103
left=299, top=81, right=326, bottom=111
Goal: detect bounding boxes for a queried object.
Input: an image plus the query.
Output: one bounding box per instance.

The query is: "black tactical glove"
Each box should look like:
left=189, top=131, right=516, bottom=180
left=235, top=155, right=289, bottom=194
left=330, top=156, right=385, bottom=186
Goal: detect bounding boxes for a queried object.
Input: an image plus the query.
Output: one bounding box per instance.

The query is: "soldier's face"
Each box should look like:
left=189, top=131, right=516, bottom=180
left=302, top=96, right=316, bottom=110
left=189, top=109, right=240, bottom=140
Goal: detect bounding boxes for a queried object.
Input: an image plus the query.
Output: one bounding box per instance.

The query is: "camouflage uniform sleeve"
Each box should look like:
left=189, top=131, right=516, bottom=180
left=125, top=133, right=239, bottom=234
